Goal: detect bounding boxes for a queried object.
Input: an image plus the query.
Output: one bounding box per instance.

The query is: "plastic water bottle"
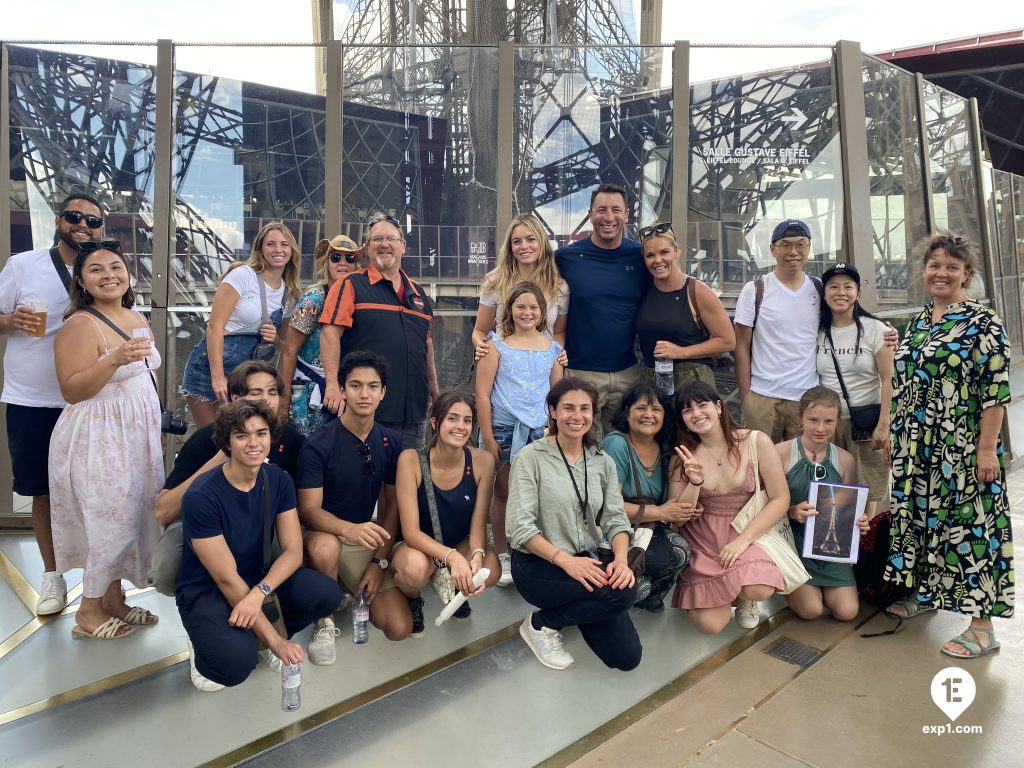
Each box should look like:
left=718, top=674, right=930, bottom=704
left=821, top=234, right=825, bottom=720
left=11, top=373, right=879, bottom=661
left=654, top=359, right=674, bottom=396
left=353, top=589, right=369, bottom=645
left=281, top=663, right=301, bottom=712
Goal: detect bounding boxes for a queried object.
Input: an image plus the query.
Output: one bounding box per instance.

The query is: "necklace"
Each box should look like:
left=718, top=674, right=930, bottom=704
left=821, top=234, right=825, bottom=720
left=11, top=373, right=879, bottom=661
left=626, top=436, right=659, bottom=476
left=704, top=443, right=729, bottom=466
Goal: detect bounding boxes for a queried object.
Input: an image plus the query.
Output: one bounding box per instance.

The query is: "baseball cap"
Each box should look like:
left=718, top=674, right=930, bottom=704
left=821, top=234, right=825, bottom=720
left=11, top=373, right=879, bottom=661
left=771, top=219, right=812, bottom=243
left=821, top=262, right=861, bottom=286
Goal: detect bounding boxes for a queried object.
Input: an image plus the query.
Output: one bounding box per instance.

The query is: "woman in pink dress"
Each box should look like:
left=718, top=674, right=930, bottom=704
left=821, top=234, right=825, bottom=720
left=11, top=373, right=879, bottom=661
left=50, top=239, right=163, bottom=640
left=669, top=381, right=791, bottom=634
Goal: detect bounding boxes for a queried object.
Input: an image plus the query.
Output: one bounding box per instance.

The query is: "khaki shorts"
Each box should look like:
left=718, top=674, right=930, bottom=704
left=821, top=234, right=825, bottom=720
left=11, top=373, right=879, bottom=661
left=834, top=419, right=890, bottom=509
left=741, top=391, right=801, bottom=444
left=335, top=536, right=397, bottom=594
left=565, top=364, right=642, bottom=439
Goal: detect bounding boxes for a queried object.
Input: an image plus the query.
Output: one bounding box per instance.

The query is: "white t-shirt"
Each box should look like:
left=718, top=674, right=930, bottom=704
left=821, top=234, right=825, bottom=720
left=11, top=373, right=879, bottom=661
left=816, top=318, right=886, bottom=418
left=221, top=266, right=287, bottom=334
left=479, top=281, right=569, bottom=340
left=735, top=273, right=819, bottom=402
left=0, top=248, right=72, bottom=408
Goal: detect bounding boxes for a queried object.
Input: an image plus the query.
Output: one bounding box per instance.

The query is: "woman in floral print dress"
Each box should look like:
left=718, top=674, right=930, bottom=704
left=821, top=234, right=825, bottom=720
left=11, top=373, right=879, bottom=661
left=883, top=232, right=1014, bottom=659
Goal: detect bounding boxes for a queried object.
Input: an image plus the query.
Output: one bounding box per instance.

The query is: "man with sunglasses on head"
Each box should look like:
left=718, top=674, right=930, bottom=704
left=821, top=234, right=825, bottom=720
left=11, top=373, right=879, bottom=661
left=555, top=183, right=649, bottom=437
left=147, top=361, right=304, bottom=596
left=319, top=214, right=439, bottom=450
left=298, top=350, right=412, bottom=664
left=0, top=192, right=104, bottom=615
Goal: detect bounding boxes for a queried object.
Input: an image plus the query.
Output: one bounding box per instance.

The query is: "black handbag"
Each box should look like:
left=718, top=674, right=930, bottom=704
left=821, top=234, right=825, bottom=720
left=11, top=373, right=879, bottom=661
left=823, top=328, right=881, bottom=442
left=249, top=274, right=278, bottom=362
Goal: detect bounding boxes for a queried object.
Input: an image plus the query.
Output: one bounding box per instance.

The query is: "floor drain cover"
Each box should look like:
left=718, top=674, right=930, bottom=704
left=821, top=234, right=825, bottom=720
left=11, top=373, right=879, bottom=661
left=761, top=637, right=822, bottom=667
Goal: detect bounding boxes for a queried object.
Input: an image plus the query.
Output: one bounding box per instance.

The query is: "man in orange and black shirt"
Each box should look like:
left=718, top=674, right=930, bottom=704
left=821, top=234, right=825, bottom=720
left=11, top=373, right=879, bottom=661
left=319, top=214, right=440, bottom=449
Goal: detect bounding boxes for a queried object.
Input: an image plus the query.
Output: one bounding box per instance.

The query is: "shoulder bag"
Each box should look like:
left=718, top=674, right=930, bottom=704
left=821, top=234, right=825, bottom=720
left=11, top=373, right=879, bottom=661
left=619, top=442, right=659, bottom=577
left=729, top=432, right=809, bottom=594
left=823, top=328, right=881, bottom=442
left=250, top=274, right=279, bottom=362
left=418, top=450, right=458, bottom=604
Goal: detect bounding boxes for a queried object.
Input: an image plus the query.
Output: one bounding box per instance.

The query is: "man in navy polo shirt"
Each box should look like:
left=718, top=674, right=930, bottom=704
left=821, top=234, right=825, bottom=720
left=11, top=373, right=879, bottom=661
left=555, top=183, right=649, bottom=437
left=298, top=350, right=412, bottom=665
left=319, top=214, right=440, bottom=450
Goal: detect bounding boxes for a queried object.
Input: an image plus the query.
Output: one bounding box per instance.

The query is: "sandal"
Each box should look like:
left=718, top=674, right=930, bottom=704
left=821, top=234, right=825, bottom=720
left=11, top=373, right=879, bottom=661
left=884, top=598, right=937, bottom=620
left=123, top=606, right=159, bottom=626
left=941, top=627, right=1001, bottom=659
left=71, top=617, right=135, bottom=640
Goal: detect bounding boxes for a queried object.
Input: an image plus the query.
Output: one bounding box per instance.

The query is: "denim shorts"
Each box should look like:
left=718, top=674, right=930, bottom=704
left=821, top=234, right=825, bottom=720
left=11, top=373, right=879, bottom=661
left=490, top=420, right=514, bottom=465
left=180, top=333, right=260, bottom=402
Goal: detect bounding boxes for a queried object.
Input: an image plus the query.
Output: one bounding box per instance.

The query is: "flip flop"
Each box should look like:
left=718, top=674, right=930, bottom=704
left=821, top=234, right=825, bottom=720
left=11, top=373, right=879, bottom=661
left=123, top=607, right=159, bottom=626
left=71, top=617, right=135, bottom=640
left=941, top=628, right=1001, bottom=659
left=884, top=598, right=937, bottom=620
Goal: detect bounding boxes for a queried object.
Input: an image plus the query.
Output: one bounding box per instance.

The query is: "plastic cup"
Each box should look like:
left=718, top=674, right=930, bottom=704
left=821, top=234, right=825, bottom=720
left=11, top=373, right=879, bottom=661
left=25, top=299, right=47, bottom=338
left=132, top=327, right=153, bottom=350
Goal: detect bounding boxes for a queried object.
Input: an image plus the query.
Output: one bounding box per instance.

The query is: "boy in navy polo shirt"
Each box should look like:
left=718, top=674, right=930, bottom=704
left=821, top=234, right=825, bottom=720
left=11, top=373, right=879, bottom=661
left=298, top=350, right=412, bottom=664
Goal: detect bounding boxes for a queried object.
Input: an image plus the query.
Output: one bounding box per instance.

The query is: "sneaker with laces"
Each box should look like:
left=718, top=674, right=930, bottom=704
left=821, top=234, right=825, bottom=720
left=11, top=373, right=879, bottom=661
left=260, top=648, right=284, bottom=673
left=497, top=553, right=513, bottom=587
left=408, top=596, right=425, bottom=638
left=452, top=600, right=472, bottom=620
left=36, top=572, right=67, bottom=616
left=187, top=638, right=224, bottom=692
left=519, top=615, right=574, bottom=670
left=735, top=599, right=760, bottom=629
left=308, top=617, right=340, bottom=665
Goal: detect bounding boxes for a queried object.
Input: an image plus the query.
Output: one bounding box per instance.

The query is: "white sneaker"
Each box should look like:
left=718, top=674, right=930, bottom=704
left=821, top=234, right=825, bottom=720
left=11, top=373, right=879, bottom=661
left=187, top=638, right=224, bottom=692
left=308, top=617, right=340, bottom=665
left=497, top=553, right=513, bottom=587
left=519, top=615, right=574, bottom=670
left=260, top=648, right=284, bottom=673
left=735, top=599, right=760, bottom=629
left=36, top=572, right=67, bottom=616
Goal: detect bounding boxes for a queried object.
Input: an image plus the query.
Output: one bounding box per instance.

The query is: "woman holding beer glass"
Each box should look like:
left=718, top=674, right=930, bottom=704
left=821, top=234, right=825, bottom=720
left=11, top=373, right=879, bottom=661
left=49, top=239, right=164, bottom=639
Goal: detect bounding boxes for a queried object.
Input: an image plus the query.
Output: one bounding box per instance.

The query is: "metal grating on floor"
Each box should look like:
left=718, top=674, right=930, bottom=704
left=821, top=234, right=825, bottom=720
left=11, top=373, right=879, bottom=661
left=761, top=637, right=823, bottom=667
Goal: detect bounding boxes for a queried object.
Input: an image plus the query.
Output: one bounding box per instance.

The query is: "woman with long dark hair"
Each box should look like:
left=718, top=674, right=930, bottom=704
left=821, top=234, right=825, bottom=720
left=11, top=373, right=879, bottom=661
left=49, top=240, right=163, bottom=639
left=506, top=377, right=640, bottom=671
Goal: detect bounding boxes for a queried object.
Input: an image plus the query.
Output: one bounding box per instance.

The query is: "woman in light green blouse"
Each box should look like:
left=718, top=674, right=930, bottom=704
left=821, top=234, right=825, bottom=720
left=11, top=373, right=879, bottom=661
left=505, top=377, right=640, bottom=672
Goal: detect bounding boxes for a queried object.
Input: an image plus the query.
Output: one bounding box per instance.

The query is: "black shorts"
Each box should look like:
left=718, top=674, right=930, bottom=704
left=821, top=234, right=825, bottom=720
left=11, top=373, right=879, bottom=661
left=6, top=404, right=63, bottom=496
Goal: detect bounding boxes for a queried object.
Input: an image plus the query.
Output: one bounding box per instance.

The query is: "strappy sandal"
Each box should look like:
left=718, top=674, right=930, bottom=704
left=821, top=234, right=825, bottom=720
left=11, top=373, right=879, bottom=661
left=123, top=606, right=159, bottom=626
left=71, top=617, right=135, bottom=640
left=884, top=598, right=937, bottom=620
left=941, top=627, right=1001, bottom=659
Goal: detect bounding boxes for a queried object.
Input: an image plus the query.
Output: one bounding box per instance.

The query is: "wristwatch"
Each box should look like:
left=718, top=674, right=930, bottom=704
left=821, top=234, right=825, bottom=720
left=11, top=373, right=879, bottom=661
left=256, top=582, right=273, bottom=597
left=372, top=557, right=390, bottom=570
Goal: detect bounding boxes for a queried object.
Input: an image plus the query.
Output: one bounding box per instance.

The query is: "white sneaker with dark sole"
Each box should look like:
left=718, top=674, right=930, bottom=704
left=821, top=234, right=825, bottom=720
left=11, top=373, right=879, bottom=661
left=36, top=572, right=67, bottom=616
left=519, top=616, right=574, bottom=670
left=735, top=599, right=760, bottom=629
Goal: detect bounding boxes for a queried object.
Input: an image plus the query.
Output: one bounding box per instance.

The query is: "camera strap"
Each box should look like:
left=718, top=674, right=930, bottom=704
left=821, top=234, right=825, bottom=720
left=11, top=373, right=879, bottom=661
left=82, top=307, right=162, bottom=405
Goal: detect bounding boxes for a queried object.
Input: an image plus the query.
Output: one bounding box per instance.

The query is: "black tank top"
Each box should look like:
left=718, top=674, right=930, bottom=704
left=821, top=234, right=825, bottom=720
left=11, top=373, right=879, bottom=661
left=635, top=277, right=712, bottom=367
left=417, top=447, right=476, bottom=547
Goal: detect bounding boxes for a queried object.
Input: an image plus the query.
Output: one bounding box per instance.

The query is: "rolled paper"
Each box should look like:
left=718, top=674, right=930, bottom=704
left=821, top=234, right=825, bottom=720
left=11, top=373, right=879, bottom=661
left=434, top=568, right=490, bottom=627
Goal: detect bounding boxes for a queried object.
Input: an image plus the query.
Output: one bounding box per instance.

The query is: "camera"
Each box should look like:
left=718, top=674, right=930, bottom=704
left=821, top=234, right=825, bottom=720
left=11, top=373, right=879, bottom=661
left=160, top=409, right=189, bottom=435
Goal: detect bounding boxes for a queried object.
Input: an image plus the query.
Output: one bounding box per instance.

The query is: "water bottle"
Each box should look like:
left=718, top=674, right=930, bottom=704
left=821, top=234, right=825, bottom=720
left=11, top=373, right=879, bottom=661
left=654, top=359, right=674, bottom=396
left=281, top=663, right=301, bottom=712
left=353, top=589, right=369, bottom=645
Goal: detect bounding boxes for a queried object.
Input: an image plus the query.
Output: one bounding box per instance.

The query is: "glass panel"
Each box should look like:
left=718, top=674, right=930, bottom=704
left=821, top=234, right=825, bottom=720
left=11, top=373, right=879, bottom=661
left=861, top=55, right=929, bottom=307
left=511, top=46, right=673, bottom=238
left=688, top=49, right=843, bottom=296
left=1001, top=278, right=1022, bottom=357
left=922, top=81, right=984, bottom=262
left=341, top=46, right=499, bottom=283
left=1016, top=176, right=1024, bottom=278
left=8, top=44, right=159, bottom=296
left=994, top=170, right=1016, bottom=280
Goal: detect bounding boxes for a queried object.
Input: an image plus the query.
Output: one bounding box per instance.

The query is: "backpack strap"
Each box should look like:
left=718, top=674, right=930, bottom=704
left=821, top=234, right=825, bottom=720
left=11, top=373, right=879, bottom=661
left=752, top=276, right=765, bottom=331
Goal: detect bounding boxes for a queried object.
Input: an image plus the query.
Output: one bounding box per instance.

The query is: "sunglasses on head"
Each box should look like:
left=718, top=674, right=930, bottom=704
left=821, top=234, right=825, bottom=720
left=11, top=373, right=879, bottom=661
left=76, top=239, right=121, bottom=255
left=367, top=213, right=402, bottom=228
left=639, top=222, right=672, bottom=240
left=357, top=441, right=375, bottom=476
left=330, top=252, right=358, bottom=264
left=61, top=210, right=103, bottom=229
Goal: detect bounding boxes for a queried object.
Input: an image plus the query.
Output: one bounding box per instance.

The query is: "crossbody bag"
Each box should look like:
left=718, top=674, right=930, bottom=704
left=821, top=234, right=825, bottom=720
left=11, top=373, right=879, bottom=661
left=823, top=328, right=882, bottom=442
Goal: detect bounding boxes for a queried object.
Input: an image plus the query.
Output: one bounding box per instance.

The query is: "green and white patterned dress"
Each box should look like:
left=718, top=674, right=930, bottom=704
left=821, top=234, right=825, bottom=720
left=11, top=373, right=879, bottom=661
left=884, top=300, right=1014, bottom=618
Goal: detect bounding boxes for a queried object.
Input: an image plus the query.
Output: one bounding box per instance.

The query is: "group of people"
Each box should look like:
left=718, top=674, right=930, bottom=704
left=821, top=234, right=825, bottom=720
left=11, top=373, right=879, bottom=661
left=0, top=187, right=1013, bottom=693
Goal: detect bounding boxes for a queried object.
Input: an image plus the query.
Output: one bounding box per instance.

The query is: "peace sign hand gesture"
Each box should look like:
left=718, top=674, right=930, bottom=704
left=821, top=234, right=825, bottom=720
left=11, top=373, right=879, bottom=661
left=673, top=445, right=704, bottom=486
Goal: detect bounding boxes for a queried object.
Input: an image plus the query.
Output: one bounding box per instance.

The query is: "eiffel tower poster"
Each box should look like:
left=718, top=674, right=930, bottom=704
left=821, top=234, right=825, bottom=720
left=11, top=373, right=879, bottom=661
left=803, top=481, right=869, bottom=564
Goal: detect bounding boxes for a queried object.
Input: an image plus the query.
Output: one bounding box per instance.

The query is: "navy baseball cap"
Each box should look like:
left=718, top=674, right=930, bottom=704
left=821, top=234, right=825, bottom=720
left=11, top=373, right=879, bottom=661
left=771, top=219, right=812, bottom=243
left=821, top=263, right=861, bottom=286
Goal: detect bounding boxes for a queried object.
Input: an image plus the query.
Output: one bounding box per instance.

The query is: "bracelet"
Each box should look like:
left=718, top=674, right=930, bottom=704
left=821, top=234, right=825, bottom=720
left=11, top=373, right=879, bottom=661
left=442, top=548, right=455, bottom=567
left=689, top=479, right=704, bottom=486
left=549, top=547, right=562, bottom=564
left=470, top=548, right=486, bottom=560
left=635, top=504, right=646, bottom=526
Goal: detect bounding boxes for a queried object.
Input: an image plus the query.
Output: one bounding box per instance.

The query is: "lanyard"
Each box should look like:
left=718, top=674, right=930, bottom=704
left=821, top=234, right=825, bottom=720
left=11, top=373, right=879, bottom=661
left=555, top=437, right=588, bottom=522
